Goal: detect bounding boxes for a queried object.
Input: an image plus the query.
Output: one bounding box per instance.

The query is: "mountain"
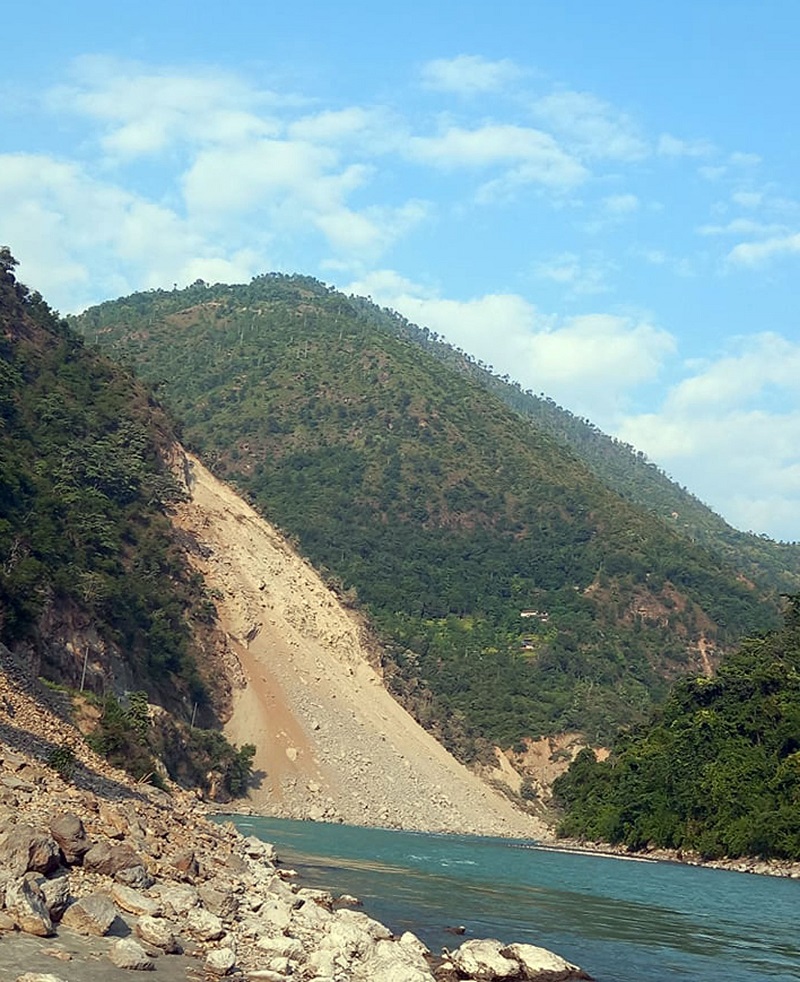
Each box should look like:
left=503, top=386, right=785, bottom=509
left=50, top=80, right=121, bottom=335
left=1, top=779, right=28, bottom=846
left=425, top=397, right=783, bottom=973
left=72, top=274, right=790, bottom=755
left=348, top=294, right=800, bottom=591
left=0, top=248, right=251, bottom=792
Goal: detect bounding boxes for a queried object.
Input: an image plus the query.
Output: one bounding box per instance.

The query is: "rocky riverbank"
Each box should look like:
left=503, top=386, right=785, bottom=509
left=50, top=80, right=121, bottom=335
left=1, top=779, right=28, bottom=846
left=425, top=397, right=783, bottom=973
left=0, top=654, right=589, bottom=982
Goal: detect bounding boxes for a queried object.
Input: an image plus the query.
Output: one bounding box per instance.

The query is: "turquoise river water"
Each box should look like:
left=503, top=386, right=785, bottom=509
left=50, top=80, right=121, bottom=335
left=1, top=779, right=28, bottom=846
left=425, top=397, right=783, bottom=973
left=224, top=816, right=799, bottom=982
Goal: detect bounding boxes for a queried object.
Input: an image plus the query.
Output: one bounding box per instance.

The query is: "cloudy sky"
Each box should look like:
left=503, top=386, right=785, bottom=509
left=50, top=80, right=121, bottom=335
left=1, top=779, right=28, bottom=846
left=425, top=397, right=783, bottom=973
left=3, top=1, right=799, bottom=541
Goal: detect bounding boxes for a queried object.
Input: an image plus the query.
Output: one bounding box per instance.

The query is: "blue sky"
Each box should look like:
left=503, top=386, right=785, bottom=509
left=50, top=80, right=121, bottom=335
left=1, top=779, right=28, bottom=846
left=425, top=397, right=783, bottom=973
left=3, top=1, right=799, bottom=541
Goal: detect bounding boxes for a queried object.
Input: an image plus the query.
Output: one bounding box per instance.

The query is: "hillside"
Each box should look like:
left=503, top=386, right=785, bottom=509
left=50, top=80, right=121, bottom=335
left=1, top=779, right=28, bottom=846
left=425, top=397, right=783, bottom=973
left=348, top=295, right=800, bottom=589
left=553, top=596, right=800, bottom=861
left=73, top=274, right=788, bottom=753
left=172, top=450, right=546, bottom=836
left=0, top=248, right=251, bottom=792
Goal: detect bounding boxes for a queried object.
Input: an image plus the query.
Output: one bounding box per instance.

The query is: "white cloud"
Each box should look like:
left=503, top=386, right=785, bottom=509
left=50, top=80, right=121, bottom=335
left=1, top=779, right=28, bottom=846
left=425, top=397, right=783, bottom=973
left=288, top=107, right=401, bottom=152
left=47, top=56, right=288, bottom=159
left=0, top=152, right=260, bottom=310
left=407, top=124, right=587, bottom=191
left=532, top=90, right=647, bottom=161
left=698, top=218, right=787, bottom=237
left=533, top=252, right=613, bottom=295
left=344, top=270, right=674, bottom=419
left=729, top=151, right=762, bottom=167
left=419, top=55, right=523, bottom=94
left=617, top=333, right=800, bottom=540
left=657, top=133, right=714, bottom=157
left=727, top=231, right=800, bottom=266
left=602, top=193, right=639, bottom=215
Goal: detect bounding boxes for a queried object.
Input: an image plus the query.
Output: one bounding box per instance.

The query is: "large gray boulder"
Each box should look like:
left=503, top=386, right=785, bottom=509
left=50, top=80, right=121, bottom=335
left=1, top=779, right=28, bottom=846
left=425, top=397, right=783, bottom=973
left=0, top=825, right=61, bottom=875
left=501, top=942, right=592, bottom=980
left=49, top=812, right=91, bottom=864
left=107, top=938, right=155, bottom=971
left=60, top=891, right=118, bottom=936
left=5, top=874, right=54, bottom=936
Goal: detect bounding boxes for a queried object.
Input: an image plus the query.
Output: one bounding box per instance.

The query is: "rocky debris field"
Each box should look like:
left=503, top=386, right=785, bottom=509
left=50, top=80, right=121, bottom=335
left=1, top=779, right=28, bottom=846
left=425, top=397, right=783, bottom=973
left=172, top=453, right=549, bottom=839
left=0, top=657, right=590, bottom=982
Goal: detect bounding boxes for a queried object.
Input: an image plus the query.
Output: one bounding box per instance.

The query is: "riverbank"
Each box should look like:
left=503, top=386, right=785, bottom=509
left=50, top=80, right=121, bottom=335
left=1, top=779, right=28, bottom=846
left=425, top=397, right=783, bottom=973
left=548, top=836, right=800, bottom=879
left=0, top=659, right=589, bottom=981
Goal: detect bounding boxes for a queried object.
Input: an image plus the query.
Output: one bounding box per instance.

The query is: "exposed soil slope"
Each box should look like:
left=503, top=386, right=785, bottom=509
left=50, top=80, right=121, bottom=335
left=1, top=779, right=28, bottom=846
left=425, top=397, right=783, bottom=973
left=172, top=452, right=547, bottom=838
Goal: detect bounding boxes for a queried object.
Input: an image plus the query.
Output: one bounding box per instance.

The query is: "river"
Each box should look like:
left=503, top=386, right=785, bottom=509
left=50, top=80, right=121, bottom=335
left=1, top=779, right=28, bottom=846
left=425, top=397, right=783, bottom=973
left=222, top=815, right=800, bottom=982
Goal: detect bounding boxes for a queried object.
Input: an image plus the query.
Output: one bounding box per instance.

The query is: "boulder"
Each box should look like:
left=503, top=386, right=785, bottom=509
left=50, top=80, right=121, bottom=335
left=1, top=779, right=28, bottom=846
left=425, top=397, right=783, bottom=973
left=48, top=812, right=90, bottom=865
left=168, top=848, right=199, bottom=879
left=0, top=825, right=61, bottom=875
left=186, top=905, right=225, bottom=941
left=449, top=938, right=520, bottom=979
left=205, top=947, right=237, bottom=976
left=83, top=840, right=143, bottom=878
left=501, top=943, right=592, bottom=981
left=135, top=914, right=183, bottom=954
left=5, top=874, right=54, bottom=936
left=111, top=882, right=161, bottom=917
left=37, top=872, right=71, bottom=920
left=198, top=879, right=239, bottom=919
left=107, top=938, right=155, bottom=971
left=60, top=891, right=118, bottom=936
left=363, top=938, right=437, bottom=982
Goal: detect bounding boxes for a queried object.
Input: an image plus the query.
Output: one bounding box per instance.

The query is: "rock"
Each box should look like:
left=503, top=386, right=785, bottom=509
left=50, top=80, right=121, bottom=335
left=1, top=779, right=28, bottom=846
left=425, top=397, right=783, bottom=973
left=5, top=874, right=54, bottom=936
left=361, top=937, right=436, bottom=981
left=83, top=840, right=145, bottom=880
left=169, top=848, right=199, bottom=879
left=205, top=947, right=237, bottom=976
left=107, top=938, right=155, bottom=971
left=48, top=812, right=90, bottom=864
left=150, top=881, right=199, bottom=916
left=198, top=879, right=239, bottom=919
left=242, top=834, right=277, bottom=863
left=0, top=825, right=61, bottom=875
left=135, top=914, right=183, bottom=954
left=449, top=938, right=520, bottom=979
left=186, top=905, right=225, bottom=940
left=60, top=891, right=118, bottom=936
left=501, top=943, right=591, bottom=980
left=111, top=882, right=161, bottom=916
left=37, top=872, right=71, bottom=920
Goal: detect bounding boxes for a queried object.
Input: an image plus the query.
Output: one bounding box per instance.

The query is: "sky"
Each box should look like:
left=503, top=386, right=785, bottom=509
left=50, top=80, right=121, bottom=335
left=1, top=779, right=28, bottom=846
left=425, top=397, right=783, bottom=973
left=2, top=1, right=799, bottom=542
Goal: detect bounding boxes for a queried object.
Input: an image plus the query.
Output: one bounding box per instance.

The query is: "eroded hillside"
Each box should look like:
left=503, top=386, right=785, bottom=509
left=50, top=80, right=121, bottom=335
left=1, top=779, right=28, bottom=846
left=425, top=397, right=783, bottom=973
left=171, top=451, right=547, bottom=837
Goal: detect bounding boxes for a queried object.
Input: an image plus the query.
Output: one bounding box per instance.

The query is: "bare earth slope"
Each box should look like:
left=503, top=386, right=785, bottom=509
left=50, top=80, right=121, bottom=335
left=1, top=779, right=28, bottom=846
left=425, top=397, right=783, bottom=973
left=172, top=452, right=546, bottom=838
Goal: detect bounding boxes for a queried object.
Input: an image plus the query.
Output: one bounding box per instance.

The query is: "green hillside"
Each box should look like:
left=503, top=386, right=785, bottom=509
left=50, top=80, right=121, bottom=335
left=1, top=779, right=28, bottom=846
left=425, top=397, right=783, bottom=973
left=74, top=274, right=786, bottom=755
left=553, top=596, right=800, bottom=860
left=347, top=295, right=800, bottom=591
left=0, top=249, right=250, bottom=793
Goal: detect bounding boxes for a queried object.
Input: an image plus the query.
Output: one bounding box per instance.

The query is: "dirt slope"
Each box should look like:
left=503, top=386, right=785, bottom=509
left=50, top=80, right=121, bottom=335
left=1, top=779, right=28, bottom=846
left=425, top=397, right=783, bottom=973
left=172, top=452, right=547, bottom=838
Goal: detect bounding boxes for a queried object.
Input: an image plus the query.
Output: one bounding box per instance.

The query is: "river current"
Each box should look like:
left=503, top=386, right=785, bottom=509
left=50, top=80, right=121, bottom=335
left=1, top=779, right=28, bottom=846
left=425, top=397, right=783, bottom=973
left=225, top=816, right=800, bottom=982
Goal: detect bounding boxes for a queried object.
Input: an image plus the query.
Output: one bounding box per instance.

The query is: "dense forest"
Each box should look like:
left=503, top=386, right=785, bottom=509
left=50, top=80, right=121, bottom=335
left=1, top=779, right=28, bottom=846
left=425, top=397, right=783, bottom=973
left=0, top=249, right=252, bottom=794
left=553, top=596, right=800, bottom=860
left=73, top=274, right=789, bottom=757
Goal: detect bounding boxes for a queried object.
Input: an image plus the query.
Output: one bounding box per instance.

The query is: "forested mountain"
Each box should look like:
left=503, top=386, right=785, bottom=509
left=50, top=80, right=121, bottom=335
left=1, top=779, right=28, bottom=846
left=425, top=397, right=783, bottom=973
left=347, top=295, right=800, bottom=592
left=0, top=249, right=251, bottom=793
left=553, top=596, right=800, bottom=860
left=72, top=274, right=790, bottom=756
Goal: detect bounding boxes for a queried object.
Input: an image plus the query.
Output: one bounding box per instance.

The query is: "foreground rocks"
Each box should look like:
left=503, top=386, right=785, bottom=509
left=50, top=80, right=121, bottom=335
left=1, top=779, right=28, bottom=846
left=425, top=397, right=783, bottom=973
left=0, top=666, right=590, bottom=981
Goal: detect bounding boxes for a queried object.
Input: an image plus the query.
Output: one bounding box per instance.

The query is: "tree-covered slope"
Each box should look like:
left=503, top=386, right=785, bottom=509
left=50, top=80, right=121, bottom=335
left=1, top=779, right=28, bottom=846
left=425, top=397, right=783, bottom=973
left=0, top=249, right=252, bottom=793
left=346, top=295, right=800, bottom=591
left=553, top=596, right=800, bottom=861
left=73, top=274, right=785, bottom=754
